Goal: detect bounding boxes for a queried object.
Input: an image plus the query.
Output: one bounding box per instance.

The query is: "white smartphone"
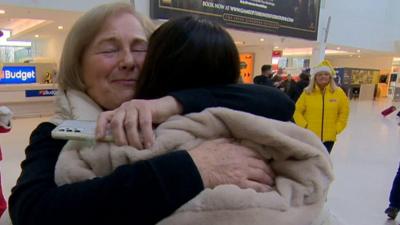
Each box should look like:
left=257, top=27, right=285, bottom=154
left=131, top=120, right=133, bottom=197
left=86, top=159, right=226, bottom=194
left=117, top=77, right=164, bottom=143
left=51, top=120, right=113, bottom=142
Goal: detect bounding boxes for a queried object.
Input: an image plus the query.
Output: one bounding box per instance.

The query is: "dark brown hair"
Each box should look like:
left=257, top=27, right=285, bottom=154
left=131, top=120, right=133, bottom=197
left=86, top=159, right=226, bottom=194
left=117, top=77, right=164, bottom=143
left=261, top=65, right=272, bottom=73
left=134, top=16, right=240, bottom=99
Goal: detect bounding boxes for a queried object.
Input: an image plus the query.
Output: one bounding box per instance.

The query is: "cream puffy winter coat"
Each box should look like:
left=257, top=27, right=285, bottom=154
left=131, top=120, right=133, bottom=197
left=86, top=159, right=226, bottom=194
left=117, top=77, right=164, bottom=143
left=53, top=89, right=334, bottom=225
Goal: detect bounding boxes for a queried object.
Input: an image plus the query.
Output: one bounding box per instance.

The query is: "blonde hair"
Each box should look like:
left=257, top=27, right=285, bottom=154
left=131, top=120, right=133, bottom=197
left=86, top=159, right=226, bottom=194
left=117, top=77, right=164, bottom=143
left=304, top=71, right=338, bottom=94
left=57, top=2, right=155, bottom=91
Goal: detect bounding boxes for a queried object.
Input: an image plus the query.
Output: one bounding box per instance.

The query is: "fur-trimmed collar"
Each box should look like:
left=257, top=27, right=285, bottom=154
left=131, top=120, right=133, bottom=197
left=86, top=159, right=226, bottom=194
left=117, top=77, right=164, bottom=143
left=50, top=89, right=103, bottom=125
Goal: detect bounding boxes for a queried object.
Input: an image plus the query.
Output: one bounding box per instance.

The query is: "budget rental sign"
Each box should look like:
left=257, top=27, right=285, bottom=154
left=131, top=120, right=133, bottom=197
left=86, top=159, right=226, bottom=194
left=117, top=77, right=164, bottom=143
left=25, top=89, right=57, bottom=97
left=0, top=66, right=36, bottom=84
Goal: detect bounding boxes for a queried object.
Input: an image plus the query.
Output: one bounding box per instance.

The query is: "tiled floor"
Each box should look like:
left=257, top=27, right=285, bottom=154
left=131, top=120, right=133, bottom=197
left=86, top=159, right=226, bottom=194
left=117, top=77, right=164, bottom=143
left=0, top=98, right=399, bottom=225
left=0, top=116, right=50, bottom=225
left=327, top=99, right=400, bottom=225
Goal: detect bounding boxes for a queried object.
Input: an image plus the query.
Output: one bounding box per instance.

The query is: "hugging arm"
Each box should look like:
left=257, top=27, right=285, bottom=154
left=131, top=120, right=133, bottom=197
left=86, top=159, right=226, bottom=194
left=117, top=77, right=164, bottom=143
left=10, top=123, right=272, bottom=225
left=171, top=84, right=295, bottom=121
left=9, top=123, right=203, bottom=225
left=97, top=84, right=295, bottom=147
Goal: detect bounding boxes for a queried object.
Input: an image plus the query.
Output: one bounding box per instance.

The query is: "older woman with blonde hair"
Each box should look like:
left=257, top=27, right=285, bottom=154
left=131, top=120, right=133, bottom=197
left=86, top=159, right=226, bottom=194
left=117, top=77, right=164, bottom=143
left=9, top=2, right=294, bottom=225
left=293, top=60, right=349, bottom=153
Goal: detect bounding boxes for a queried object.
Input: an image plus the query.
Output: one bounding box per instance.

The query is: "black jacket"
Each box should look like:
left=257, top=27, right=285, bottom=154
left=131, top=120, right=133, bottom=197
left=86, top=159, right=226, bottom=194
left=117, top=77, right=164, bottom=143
left=253, top=75, right=274, bottom=87
left=9, top=84, right=294, bottom=225
left=292, top=80, right=310, bottom=102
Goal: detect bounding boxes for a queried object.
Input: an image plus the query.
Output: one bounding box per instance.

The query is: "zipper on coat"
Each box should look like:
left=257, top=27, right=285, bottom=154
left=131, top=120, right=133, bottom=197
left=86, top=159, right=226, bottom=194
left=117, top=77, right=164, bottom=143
left=321, top=89, right=325, bottom=141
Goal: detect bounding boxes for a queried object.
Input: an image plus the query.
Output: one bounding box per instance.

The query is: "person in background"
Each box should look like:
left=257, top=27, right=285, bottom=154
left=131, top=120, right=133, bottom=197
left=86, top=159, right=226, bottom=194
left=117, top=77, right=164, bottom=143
left=0, top=106, right=12, bottom=218
left=281, top=74, right=297, bottom=98
left=385, top=164, right=400, bottom=220
left=9, top=3, right=293, bottom=225
left=253, top=64, right=274, bottom=87
left=271, top=68, right=284, bottom=87
left=293, top=60, right=349, bottom=153
left=291, top=69, right=310, bottom=102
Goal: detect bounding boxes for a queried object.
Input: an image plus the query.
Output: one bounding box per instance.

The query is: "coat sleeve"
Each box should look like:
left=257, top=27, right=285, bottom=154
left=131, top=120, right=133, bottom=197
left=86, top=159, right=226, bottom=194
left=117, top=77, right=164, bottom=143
left=335, top=89, right=350, bottom=134
left=9, top=122, right=203, bottom=225
left=293, top=92, right=308, bottom=128
left=169, top=84, right=295, bottom=121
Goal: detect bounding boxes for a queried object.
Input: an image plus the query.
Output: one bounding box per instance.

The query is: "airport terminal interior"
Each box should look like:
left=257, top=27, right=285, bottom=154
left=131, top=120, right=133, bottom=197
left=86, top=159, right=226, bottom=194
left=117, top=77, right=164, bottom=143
left=2, top=98, right=400, bottom=225
left=0, top=0, right=400, bottom=225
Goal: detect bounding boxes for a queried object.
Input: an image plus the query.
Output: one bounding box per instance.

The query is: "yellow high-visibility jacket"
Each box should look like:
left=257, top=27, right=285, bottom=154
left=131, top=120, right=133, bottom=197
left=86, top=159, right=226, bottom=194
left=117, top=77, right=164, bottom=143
left=293, top=86, right=349, bottom=142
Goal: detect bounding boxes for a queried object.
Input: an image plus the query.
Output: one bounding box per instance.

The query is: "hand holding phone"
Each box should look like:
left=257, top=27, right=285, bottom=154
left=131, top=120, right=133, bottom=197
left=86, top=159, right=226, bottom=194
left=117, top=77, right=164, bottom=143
left=51, top=120, right=113, bottom=142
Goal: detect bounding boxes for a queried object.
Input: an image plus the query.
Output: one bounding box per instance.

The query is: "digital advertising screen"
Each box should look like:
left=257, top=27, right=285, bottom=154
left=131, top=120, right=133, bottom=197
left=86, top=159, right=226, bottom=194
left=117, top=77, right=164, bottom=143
left=150, top=0, right=321, bottom=40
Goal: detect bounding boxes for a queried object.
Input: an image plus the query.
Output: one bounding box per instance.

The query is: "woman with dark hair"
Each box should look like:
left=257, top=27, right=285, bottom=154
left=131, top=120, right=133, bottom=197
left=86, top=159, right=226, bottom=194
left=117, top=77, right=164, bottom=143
left=93, top=16, right=333, bottom=225
left=135, top=16, right=240, bottom=99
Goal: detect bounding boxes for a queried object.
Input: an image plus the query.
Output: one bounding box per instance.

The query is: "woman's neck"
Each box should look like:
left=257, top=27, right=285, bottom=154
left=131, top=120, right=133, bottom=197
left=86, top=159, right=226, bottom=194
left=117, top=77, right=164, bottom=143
left=317, top=83, right=328, bottom=91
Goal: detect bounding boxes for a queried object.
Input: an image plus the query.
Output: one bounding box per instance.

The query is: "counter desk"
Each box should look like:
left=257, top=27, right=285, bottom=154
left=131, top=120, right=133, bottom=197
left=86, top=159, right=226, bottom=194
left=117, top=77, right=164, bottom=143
left=0, top=83, right=57, bottom=118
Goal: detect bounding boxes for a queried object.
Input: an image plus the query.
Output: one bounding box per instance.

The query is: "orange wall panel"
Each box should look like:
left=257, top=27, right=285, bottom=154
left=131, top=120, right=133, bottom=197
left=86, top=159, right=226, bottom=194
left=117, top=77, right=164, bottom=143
left=240, top=53, right=254, bottom=84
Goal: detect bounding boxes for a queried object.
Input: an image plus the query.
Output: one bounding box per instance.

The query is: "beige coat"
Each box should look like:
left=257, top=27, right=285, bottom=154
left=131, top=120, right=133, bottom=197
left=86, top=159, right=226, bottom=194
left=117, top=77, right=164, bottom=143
left=53, top=89, right=334, bottom=225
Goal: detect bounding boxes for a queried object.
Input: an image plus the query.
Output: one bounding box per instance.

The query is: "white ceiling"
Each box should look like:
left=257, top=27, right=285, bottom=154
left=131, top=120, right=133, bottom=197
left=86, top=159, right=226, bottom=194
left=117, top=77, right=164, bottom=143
left=228, top=28, right=315, bottom=49
left=0, top=3, right=395, bottom=59
left=227, top=27, right=396, bottom=58
left=0, top=4, right=81, bottom=41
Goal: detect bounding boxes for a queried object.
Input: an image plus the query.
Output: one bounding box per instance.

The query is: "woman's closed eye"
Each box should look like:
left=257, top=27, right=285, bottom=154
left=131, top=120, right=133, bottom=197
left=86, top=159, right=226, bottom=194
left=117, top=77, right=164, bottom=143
left=131, top=41, right=148, bottom=54
left=95, top=41, right=120, bottom=55
left=132, top=49, right=147, bottom=53
left=131, top=48, right=147, bottom=52
left=99, top=48, right=119, bottom=54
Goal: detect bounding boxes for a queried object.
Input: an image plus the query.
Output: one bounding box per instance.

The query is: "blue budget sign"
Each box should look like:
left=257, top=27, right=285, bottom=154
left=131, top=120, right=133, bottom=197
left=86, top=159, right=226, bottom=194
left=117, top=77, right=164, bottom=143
left=0, top=66, right=36, bottom=84
left=25, top=89, right=57, bottom=97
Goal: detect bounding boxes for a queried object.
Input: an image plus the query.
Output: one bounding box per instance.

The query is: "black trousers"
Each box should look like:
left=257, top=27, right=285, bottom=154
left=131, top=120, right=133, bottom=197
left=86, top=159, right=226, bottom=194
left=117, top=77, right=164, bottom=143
left=323, top=141, right=335, bottom=154
left=389, top=163, right=400, bottom=208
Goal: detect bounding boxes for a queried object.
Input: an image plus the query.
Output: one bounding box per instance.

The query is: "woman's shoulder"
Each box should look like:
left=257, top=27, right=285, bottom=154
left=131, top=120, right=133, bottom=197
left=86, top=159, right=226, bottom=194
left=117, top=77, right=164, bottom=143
left=303, top=89, right=319, bottom=97
left=33, top=122, right=57, bottom=134
left=333, top=87, right=347, bottom=96
left=29, top=122, right=58, bottom=143
left=26, top=121, right=67, bottom=158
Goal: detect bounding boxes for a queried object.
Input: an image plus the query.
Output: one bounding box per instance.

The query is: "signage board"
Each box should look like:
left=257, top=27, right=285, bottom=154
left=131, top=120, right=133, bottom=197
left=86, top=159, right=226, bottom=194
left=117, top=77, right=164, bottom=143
left=0, top=66, right=36, bottom=84
left=150, top=0, right=321, bottom=40
left=25, top=89, right=57, bottom=97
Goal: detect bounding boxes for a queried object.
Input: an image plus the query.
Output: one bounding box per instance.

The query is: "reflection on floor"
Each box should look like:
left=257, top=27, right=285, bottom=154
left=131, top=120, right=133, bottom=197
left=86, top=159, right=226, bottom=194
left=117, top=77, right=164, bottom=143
left=0, top=99, right=399, bottom=225
left=327, top=99, right=400, bottom=225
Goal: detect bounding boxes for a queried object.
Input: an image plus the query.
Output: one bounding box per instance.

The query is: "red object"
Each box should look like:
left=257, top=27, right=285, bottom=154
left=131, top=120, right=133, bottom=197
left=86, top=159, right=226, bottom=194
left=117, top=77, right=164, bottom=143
left=0, top=173, right=6, bottom=218
left=0, top=126, right=10, bottom=134
left=0, top=124, right=9, bottom=217
left=272, top=50, right=282, bottom=57
left=381, top=106, right=397, bottom=117
left=0, top=125, right=11, bottom=160
left=0, top=30, right=3, bottom=38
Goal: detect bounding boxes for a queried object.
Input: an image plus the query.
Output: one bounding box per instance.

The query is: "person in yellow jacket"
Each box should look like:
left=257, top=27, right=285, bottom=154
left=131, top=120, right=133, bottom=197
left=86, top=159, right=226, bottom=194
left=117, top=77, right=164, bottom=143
left=293, top=60, right=349, bottom=153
